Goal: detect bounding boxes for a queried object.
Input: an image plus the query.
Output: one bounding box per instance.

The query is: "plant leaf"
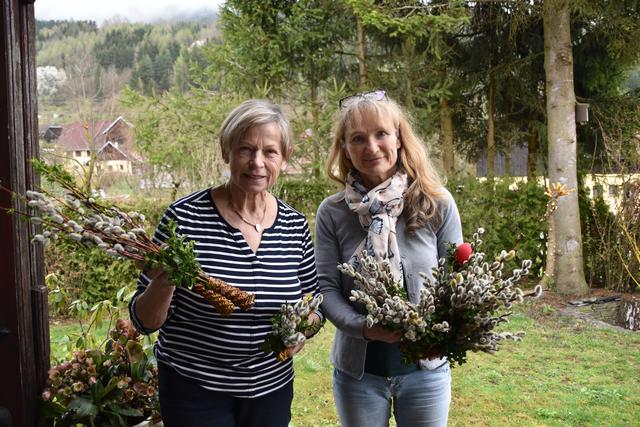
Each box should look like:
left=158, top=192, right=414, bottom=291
left=68, top=396, right=99, bottom=417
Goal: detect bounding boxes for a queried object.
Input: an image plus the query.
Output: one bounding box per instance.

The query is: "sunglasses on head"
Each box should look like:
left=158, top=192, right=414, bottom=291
left=339, top=89, right=387, bottom=110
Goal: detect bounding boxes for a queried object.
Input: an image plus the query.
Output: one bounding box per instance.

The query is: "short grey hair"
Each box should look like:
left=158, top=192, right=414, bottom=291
left=219, top=99, right=292, bottom=162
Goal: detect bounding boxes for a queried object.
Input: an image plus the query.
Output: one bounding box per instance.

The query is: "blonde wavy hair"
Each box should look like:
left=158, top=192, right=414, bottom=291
left=327, top=96, right=443, bottom=233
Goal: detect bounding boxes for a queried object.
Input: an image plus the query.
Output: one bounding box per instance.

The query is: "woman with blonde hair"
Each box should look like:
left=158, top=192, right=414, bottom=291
left=316, top=90, right=463, bottom=427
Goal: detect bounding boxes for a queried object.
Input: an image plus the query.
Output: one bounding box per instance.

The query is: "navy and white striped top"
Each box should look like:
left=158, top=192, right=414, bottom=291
left=128, top=188, right=318, bottom=398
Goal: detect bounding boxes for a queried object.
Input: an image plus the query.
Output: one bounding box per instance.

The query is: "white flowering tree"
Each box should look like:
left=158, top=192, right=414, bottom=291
left=36, top=66, right=67, bottom=98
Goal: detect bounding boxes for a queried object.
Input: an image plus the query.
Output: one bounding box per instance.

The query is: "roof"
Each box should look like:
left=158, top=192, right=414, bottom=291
left=57, top=120, right=112, bottom=151
left=41, top=125, right=62, bottom=141
left=56, top=117, right=134, bottom=153
left=97, top=142, right=130, bottom=161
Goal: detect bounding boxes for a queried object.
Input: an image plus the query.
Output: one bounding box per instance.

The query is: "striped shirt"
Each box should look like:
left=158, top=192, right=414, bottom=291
left=128, top=188, right=318, bottom=398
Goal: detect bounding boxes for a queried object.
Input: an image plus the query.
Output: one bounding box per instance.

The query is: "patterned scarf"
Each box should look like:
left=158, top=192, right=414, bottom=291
left=345, top=168, right=408, bottom=284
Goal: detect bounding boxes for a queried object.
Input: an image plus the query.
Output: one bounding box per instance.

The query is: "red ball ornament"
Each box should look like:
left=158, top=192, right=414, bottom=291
left=455, top=242, right=473, bottom=265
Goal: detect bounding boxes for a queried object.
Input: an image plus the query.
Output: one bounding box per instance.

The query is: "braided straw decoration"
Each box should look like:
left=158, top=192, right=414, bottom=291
left=205, top=276, right=255, bottom=310
left=277, top=350, right=289, bottom=362
left=193, top=283, right=235, bottom=316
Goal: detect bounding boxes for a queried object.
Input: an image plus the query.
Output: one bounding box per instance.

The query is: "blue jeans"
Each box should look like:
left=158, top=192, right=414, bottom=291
left=333, top=363, right=451, bottom=427
left=158, top=362, right=293, bottom=427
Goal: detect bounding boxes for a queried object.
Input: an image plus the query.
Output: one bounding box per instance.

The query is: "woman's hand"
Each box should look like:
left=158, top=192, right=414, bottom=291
left=363, top=324, right=402, bottom=343
left=285, top=340, right=306, bottom=358
left=284, top=312, right=323, bottom=358
left=133, top=266, right=176, bottom=331
left=147, top=266, right=175, bottom=288
left=304, top=312, right=322, bottom=338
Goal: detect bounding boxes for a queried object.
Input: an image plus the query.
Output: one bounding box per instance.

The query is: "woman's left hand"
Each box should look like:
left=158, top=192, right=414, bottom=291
left=304, top=313, right=322, bottom=338
left=284, top=313, right=322, bottom=358
left=285, top=341, right=306, bottom=358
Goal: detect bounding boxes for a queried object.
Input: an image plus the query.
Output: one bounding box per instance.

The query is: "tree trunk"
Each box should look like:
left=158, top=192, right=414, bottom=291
left=486, top=73, right=495, bottom=178
left=504, top=139, right=511, bottom=178
left=310, top=67, right=320, bottom=178
left=527, top=127, right=539, bottom=179
left=170, top=179, right=181, bottom=201
left=356, top=15, right=366, bottom=91
left=402, top=37, right=415, bottom=109
left=543, top=0, right=589, bottom=295
left=440, top=97, right=455, bottom=177
left=79, top=120, right=102, bottom=194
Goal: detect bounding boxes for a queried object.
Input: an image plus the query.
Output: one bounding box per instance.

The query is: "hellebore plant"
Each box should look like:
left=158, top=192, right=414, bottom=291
left=1, top=160, right=254, bottom=315
left=41, top=319, right=159, bottom=427
left=339, top=228, right=542, bottom=366
left=262, top=293, right=324, bottom=362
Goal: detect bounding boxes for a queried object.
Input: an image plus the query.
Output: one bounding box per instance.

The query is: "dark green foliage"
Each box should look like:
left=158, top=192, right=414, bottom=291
left=275, top=177, right=549, bottom=279
left=578, top=178, right=618, bottom=288
left=578, top=175, right=638, bottom=291
left=449, top=175, right=635, bottom=291
left=36, top=19, right=212, bottom=96
left=450, top=177, right=547, bottom=275
left=143, top=220, right=200, bottom=289
left=94, top=28, right=141, bottom=71
left=36, top=20, right=98, bottom=44
left=274, top=177, right=336, bottom=223
left=45, top=240, right=138, bottom=315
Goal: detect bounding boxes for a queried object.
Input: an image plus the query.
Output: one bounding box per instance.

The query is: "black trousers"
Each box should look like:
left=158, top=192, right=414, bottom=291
left=158, top=362, right=293, bottom=427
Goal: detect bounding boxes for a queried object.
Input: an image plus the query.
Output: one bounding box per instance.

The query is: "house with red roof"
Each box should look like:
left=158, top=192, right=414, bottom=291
left=40, top=116, right=141, bottom=175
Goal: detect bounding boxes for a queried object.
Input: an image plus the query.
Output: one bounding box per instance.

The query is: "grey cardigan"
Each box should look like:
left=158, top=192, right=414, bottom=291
left=315, top=187, right=463, bottom=379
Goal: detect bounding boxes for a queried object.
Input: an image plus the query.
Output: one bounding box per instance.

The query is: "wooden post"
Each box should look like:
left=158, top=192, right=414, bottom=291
left=0, top=0, right=50, bottom=425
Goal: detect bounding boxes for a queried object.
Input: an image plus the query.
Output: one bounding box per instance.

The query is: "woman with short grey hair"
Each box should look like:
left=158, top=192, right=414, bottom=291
left=130, top=99, right=322, bottom=427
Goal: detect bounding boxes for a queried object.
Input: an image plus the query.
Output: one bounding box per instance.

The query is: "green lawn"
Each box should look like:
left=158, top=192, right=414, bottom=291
left=290, top=300, right=640, bottom=427
left=50, top=300, right=640, bottom=426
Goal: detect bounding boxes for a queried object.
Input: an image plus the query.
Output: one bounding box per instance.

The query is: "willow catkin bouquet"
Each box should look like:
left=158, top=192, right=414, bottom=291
left=2, top=160, right=254, bottom=315
left=262, top=293, right=324, bottom=362
left=338, top=228, right=542, bottom=366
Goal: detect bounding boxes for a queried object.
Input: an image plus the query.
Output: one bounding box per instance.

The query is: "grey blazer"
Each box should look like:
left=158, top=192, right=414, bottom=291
left=315, top=188, right=463, bottom=379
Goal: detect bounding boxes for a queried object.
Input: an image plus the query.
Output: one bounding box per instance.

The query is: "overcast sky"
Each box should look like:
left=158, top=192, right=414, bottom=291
left=35, top=0, right=223, bottom=25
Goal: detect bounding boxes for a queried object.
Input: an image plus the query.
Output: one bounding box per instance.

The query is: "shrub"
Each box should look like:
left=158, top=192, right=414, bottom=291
left=578, top=178, right=618, bottom=288
left=580, top=175, right=640, bottom=291
left=274, top=177, right=336, bottom=230
left=44, top=197, right=168, bottom=314
left=45, top=240, right=138, bottom=316
left=450, top=177, right=547, bottom=277
left=41, top=319, right=159, bottom=427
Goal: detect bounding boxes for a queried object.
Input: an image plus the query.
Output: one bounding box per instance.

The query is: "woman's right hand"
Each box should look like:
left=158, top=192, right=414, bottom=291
left=133, top=267, right=176, bottom=331
left=147, top=266, right=175, bottom=288
left=363, top=324, right=402, bottom=343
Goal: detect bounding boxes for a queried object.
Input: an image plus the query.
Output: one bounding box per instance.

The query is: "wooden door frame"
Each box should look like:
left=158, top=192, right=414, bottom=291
left=0, top=0, right=50, bottom=425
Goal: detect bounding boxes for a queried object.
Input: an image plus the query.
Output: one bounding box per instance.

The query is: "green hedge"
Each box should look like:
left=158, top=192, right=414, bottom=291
left=274, top=177, right=337, bottom=229
left=45, top=198, right=169, bottom=316
left=46, top=176, right=625, bottom=315
left=578, top=175, right=631, bottom=290
left=277, top=177, right=550, bottom=278
left=450, top=177, right=548, bottom=277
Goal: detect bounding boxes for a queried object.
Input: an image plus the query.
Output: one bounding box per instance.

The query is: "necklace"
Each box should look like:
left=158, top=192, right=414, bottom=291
left=227, top=186, right=267, bottom=233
